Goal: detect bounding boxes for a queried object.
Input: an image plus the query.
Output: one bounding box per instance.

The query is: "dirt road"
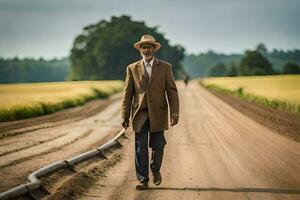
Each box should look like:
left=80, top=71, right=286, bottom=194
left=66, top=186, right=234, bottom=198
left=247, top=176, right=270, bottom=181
left=76, top=81, right=300, bottom=200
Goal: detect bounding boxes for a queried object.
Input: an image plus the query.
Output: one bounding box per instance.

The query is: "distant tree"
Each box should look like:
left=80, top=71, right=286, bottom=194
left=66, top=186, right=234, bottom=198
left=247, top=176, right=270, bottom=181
left=238, top=50, right=274, bottom=76
left=282, top=62, right=300, bottom=74
left=251, top=67, right=267, bottom=75
left=256, top=43, right=268, bottom=57
left=209, top=62, right=228, bottom=77
left=69, top=15, right=185, bottom=80
left=227, top=62, right=238, bottom=77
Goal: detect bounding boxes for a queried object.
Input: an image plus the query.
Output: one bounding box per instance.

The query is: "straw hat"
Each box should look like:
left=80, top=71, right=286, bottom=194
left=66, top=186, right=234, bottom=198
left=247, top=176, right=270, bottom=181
left=134, top=35, right=161, bottom=52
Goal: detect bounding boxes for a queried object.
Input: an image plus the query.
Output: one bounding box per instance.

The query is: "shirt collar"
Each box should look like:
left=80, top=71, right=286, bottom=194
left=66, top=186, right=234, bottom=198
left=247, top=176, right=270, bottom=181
left=143, top=56, right=155, bottom=67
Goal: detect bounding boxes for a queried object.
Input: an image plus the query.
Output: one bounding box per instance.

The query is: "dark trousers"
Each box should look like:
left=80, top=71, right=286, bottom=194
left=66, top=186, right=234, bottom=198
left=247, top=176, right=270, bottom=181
left=135, top=117, right=167, bottom=183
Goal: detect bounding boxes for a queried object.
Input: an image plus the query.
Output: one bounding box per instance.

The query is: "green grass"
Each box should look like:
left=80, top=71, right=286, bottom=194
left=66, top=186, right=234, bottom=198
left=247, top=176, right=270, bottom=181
left=0, top=81, right=124, bottom=122
left=200, top=75, right=300, bottom=115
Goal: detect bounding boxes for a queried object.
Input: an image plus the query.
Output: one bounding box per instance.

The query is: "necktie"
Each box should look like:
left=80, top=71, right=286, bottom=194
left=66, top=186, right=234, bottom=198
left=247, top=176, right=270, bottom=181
left=146, top=63, right=151, bottom=77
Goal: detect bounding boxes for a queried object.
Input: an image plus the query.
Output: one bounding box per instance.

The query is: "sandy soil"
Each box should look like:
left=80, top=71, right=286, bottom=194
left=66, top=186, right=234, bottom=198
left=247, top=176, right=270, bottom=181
left=0, top=94, right=123, bottom=193
left=72, top=81, right=300, bottom=200
left=207, top=87, right=300, bottom=142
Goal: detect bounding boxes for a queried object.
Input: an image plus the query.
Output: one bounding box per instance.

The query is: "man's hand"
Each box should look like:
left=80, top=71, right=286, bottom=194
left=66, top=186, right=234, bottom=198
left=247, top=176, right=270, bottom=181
left=170, top=114, right=179, bottom=126
left=121, top=118, right=130, bottom=129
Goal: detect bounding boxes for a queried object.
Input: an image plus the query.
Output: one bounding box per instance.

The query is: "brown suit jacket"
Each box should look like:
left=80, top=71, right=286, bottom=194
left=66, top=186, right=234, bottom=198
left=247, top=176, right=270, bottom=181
left=121, top=57, right=179, bottom=132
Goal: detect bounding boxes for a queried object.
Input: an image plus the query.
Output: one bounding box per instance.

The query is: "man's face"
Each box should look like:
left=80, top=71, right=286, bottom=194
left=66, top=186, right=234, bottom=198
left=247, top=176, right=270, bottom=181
left=140, top=43, right=156, bottom=59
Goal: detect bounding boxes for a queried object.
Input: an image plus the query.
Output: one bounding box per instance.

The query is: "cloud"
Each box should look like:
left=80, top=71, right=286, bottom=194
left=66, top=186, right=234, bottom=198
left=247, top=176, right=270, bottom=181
left=0, top=0, right=299, bottom=58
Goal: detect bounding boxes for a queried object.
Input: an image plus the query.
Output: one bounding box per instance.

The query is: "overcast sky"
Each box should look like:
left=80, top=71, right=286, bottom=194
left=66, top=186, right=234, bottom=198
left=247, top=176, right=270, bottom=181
left=0, top=0, right=299, bottom=59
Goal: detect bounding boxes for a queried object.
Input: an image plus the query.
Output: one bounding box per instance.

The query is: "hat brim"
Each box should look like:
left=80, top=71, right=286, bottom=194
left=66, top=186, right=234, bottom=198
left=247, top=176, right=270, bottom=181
left=134, top=41, right=161, bottom=52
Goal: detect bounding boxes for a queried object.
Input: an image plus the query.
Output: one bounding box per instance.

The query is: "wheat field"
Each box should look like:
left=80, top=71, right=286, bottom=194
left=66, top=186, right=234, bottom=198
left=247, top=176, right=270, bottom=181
left=201, top=74, right=300, bottom=114
left=0, top=81, right=123, bottom=121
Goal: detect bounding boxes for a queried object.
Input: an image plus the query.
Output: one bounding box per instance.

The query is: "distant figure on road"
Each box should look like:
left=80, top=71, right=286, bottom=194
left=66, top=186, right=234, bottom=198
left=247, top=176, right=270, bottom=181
left=121, top=35, right=180, bottom=190
left=183, top=73, right=190, bottom=87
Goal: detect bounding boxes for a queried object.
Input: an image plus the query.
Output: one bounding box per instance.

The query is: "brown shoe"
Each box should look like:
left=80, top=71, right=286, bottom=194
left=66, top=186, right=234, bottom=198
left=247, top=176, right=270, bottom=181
left=136, top=181, right=148, bottom=190
left=152, top=171, right=162, bottom=185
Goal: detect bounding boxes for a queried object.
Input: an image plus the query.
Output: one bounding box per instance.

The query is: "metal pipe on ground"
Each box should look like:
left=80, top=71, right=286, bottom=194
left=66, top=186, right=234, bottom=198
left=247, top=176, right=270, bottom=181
left=0, top=128, right=126, bottom=200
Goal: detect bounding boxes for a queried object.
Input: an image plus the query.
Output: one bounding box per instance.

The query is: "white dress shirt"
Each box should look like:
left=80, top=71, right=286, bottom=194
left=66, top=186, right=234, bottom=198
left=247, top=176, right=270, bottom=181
left=143, top=56, right=154, bottom=78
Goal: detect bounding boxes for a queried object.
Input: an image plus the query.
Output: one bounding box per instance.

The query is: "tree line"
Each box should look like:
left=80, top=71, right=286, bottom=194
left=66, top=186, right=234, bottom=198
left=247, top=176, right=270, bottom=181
left=183, top=44, right=300, bottom=78
left=0, top=57, right=70, bottom=83
left=208, top=44, right=300, bottom=77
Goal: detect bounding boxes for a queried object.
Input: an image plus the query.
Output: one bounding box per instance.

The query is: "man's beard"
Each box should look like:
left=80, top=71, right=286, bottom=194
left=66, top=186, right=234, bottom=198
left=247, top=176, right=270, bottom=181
left=140, top=52, right=153, bottom=60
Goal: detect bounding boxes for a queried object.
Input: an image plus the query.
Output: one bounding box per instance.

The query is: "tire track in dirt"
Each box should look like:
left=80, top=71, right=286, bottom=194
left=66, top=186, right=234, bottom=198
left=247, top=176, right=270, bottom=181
left=0, top=129, right=93, bottom=169
left=0, top=132, right=69, bottom=156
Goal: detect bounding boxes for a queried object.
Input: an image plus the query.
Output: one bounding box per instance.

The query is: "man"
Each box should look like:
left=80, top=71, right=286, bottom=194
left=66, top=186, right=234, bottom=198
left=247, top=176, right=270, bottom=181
left=121, top=35, right=179, bottom=190
left=183, top=73, right=190, bottom=87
